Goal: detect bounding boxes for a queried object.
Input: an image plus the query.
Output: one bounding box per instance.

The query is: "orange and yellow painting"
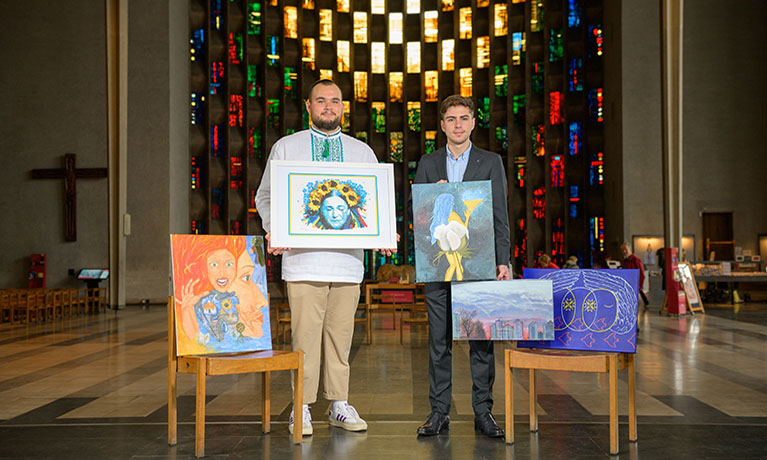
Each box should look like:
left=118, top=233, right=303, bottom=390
left=171, top=235, right=272, bottom=356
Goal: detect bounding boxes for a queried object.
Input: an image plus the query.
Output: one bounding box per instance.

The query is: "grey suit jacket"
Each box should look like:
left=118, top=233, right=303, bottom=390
left=410, top=145, right=511, bottom=267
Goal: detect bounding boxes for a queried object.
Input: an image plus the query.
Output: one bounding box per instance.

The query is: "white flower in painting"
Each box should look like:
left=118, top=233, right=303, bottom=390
left=432, top=221, right=468, bottom=251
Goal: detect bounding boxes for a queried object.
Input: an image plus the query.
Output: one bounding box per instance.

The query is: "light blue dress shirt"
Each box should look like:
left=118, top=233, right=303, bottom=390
left=446, top=143, right=472, bottom=183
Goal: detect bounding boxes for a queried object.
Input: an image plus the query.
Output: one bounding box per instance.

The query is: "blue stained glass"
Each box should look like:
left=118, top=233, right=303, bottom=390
left=568, top=122, right=583, bottom=155
left=568, top=0, right=582, bottom=28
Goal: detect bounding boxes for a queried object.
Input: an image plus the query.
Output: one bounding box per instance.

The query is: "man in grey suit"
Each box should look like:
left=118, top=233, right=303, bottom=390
left=412, top=95, right=511, bottom=438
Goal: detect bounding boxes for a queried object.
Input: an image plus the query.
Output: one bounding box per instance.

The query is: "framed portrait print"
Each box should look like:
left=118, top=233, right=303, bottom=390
left=270, top=160, right=397, bottom=249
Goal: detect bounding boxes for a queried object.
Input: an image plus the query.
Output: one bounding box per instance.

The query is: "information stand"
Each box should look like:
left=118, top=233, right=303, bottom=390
left=677, top=262, right=704, bottom=313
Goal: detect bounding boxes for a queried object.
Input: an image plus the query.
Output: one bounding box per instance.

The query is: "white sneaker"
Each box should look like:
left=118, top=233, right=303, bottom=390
left=328, top=402, right=368, bottom=432
left=289, top=404, right=313, bottom=436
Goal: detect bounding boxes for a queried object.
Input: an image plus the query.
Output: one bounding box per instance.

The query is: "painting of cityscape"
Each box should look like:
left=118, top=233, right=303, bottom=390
left=517, top=269, right=639, bottom=353
left=451, top=280, right=554, bottom=341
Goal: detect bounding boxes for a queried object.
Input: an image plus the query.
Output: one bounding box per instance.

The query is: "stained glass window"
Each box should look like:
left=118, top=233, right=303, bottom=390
left=354, top=71, right=368, bottom=102
left=512, top=32, right=526, bottom=66
left=248, top=126, right=262, bottom=159
left=210, top=61, right=224, bottom=95
left=531, top=61, right=544, bottom=94
left=549, top=91, right=563, bottom=125
left=459, top=68, right=472, bottom=97
left=319, top=69, right=333, bottom=80
left=589, top=152, right=604, bottom=185
left=319, top=9, right=333, bottom=41
left=532, top=124, right=544, bottom=157
left=588, top=88, right=604, bottom=122
left=408, top=101, right=421, bottom=131
left=588, top=24, right=603, bottom=58
left=494, top=4, right=508, bottom=36
left=267, top=35, right=279, bottom=66
left=191, top=156, right=201, bottom=190
left=337, top=41, right=350, bottom=72
left=478, top=97, right=490, bottom=128
left=496, top=126, right=508, bottom=153
left=342, top=101, right=351, bottom=132
left=230, top=156, right=243, bottom=190
left=551, top=155, right=564, bottom=187
left=211, top=188, right=224, bottom=219
left=512, top=94, right=525, bottom=126
left=569, top=58, right=583, bottom=91
left=459, top=8, right=472, bottom=39
left=407, top=42, right=421, bottom=73
left=372, top=102, right=386, bottom=133
left=425, top=130, right=438, bottom=154
left=494, top=65, right=508, bottom=97
left=337, top=0, right=349, bottom=13
left=211, top=0, right=223, bottom=31
left=425, top=71, right=439, bottom=102
left=211, top=125, right=224, bottom=157
left=590, top=216, right=605, bottom=254
left=424, top=11, right=439, bottom=42
left=568, top=0, right=582, bottom=28
left=303, top=0, right=314, bottom=9
left=477, top=36, right=490, bottom=68
left=441, top=39, right=455, bottom=71
left=514, top=156, right=526, bottom=187
left=302, top=38, right=315, bottom=70
left=390, top=132, right=404, bottom=162
left=372, top=42, right=386, bottom=73
left=531, top=0, right=543, bottom=32
left=389, top=13, right=403, bottom=44
left=191, top=93, right=205, bottom=125
left=356, top=131, right=368, bottom=143
left=284, top=7, right=298, bottom=39
left=533, top=187, right=545, bottom=219
left=569, top=185, right=580, bottom=217
left=284, top=67, right=298, bottom=98
left=247, top=3, right=261, bottom=35
left=389, top=72, right=403, bottom=102
left=441, top=0, right=454, bottom=12
left=552, top=217, right=565, bottom=265
left=267, top=98, right=279, bottom=126
left=229, top=32, right=243, bottom=64
left=191, top=28, right=205, bottom=61
left=514, top=217, right=527, bottom=269
left=407, top=0, right=420, bottom=14
left=354, top=12, right=368, bottom=43
left=372, top=0, right=385, bottom=14
left=478, top=0, right=489, bottom=7
left=229, top=94, right=244, bottom=127
left=247, top=64, right=261, bottom=97
left=568, top=122, right=583, bottom=155
left=549, top=29, right=563, bottom=62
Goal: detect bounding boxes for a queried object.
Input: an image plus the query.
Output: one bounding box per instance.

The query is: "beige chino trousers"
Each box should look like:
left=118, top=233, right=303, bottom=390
left=287, top=281, right=360, bottom=405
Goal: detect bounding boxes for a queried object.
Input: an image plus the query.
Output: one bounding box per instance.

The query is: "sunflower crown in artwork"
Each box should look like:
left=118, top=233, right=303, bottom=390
left=303, top=179, right=367, bottom=213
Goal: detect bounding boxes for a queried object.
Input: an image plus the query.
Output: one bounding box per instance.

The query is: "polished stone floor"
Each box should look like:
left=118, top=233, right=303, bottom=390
left=0, top=301, right=766, bottom=460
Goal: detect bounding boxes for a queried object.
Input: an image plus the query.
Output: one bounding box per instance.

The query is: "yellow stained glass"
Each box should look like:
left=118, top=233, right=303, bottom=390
left=425, top=71, right=439, bottom=102
left=441, top=0, right=454, bottom=11
left=389, top=72, right=403, bottom=102
left=389, top=13, right=403, bottom=45
left=459, top=68, right=472, bottom=97
left=342, top=100, right=350, bottom=131
left=441, top=39, right=455, bottom=71
left=407, top=0, right=420, bottom=14
left=337, top=41, right=350, bottom=72
left=337, top=0, right=349, bottom=12
left=407, top=42, right=421, bottom=73
left=284, top=7, right=298, bottom=39
left=477, top=0, right=489, bottom=7
left=302, top=38, right=315, bottom=70
left=319, top=9, right=333, bottom=41
left=372, top=0, right=385, bottom=14
left=477, top=36, right=490, bottom=69
left=320, top=69, right=333, bottom=80
left=424, top=11, right=438, bottom=43
left=353, top=12, right=368, bottom=43
left=354, top=71, right=368, bottom=102
left=372, top=42, right=386, bottom=74
left=303, top=0, right=314, bottom=9
left=459, top=8, right=472, bottom=39
left=494, top=4, right=508, bottom=36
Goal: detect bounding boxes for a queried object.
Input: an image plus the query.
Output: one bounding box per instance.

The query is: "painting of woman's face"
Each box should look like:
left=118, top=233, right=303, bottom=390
left=206, top=249, right=236, bottom=291
left=231, top=250, right=266, bottom=338
left=321, top=193, right=350, bottom=229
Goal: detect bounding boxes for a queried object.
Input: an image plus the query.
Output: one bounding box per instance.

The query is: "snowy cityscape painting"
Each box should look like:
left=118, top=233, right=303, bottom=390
left=451, top=280, right=554, bottom=341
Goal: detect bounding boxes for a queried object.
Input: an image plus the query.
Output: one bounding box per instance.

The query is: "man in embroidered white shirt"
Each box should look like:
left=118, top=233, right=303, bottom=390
left=256, top=80, right=395, bottom=436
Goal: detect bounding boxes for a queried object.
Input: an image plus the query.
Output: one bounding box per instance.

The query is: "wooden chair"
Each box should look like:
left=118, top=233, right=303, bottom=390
left=167, top=297, right=304, bottom=457
left=366, top=283, right=421, bottom=342
left=398, top=285, right=428, bottom=344
left=272, top=301, right=292, bottom=344
left=504, top=348, right=636, bottom=455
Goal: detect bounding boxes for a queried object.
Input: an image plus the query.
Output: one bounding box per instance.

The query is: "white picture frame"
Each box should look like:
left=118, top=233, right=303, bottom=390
left=270, top=160, right=397, bottom=249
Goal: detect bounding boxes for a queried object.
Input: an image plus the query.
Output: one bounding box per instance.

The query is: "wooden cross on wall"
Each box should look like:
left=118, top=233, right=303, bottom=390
left=31, top=153, right=108, bottom=242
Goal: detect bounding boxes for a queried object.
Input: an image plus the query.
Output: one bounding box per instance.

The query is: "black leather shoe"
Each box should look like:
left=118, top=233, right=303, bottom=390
left=474, top=412, right=504, bottom=438
left=417, top=412, right=449, bottom=436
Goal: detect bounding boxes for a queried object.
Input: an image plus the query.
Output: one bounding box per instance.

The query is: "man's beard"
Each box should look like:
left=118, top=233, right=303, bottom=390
left=313, top=113, right=342, bottom=131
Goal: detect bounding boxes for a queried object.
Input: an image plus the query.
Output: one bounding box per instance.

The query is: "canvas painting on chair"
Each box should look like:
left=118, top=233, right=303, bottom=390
left=412, top=181, right=496, bottom=283
left=171, top=234, right=272, bottom=356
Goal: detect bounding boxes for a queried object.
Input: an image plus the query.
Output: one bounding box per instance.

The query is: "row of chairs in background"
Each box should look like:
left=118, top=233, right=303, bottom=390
left=0, top=287, right=107, bottom=324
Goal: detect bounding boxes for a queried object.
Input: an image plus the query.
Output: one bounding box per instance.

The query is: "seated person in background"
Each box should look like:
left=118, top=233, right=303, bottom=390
left=563, top=255, right=580, bottom=269
left=537, top=254, right=559, bottom=269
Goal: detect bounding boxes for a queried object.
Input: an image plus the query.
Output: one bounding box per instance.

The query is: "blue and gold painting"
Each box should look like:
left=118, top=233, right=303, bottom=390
left=171, top=235, right=272, bottom=356
left=518, top=269, right=639, bottom=353
left=451, top=280, right=555, bottom=341
left=412, top=181, right=496, bottom=283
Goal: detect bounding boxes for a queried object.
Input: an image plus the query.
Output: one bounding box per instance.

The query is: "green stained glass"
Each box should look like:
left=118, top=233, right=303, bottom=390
left=247, top=65, right=261, bottom=98
left=267, top=98, right=279, bottom=127
left=531, top=61, right=544, bottom=94
left=495, top=126, right=508, bottom=153
left=478, top=97, right=490, bottom=129
left=494, top=65, right=508, bottom=97
left=248, top=2, right=262, bottom=35
left=512, top=94, right=526, bottom=127
left=355, top=131, right=368, bottom=144
left=407, top=105, right=421, bottom=132
left=248, top=126, right=262, bottom=159
left=372, top=104, right=386, bottom=133
left=389, top=132, right=404, bottom=162
left=302, top=108, right=310, bottom=129
left=531, top=0, right=544, bottom=32
left=549, top=29, right=563, bottom=62
left=284, top=67, right=297, bottom=99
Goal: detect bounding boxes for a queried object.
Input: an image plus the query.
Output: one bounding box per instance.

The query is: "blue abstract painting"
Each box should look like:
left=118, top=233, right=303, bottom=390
left=412, top=181, right=496, bottom=283
left=518, top=269, right=639, bottom=353
left=451, top=280, right=554, bottom=341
